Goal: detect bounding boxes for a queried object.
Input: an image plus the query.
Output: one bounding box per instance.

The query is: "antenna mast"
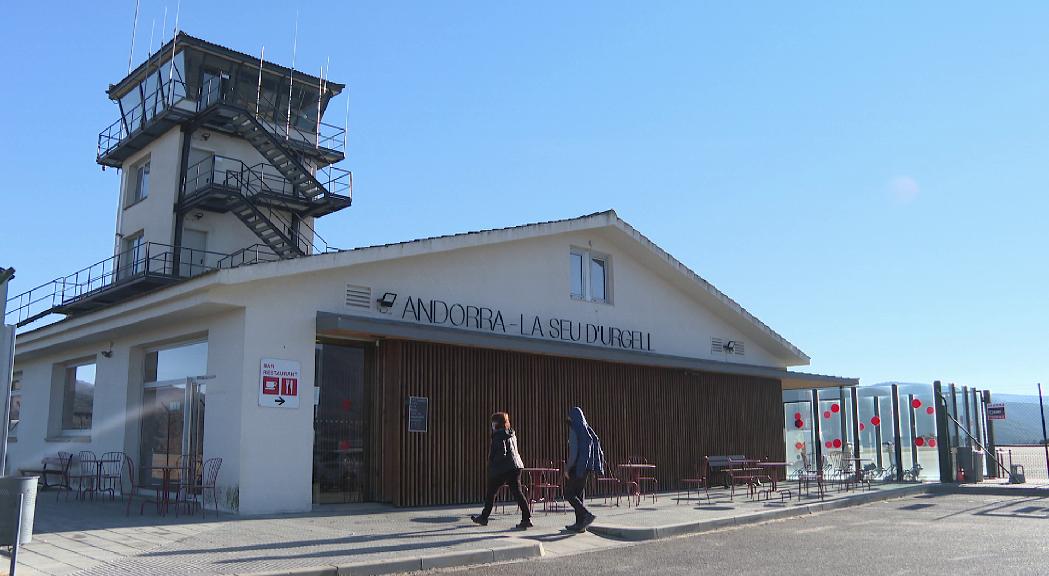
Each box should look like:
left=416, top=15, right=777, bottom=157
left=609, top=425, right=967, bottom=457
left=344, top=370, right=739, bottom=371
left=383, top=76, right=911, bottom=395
left=167, top=0, right=181, bottom=102
left=256, top=46, right=265, bottom=119
left=127, top=0, right=141, bottom=74
left=286, top=10, right=299, bottom=140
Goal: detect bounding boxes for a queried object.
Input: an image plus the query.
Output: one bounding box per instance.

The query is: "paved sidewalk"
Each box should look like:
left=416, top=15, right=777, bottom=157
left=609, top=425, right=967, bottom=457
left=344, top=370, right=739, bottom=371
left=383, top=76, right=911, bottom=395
left=3, top=482, right=925, bottom=576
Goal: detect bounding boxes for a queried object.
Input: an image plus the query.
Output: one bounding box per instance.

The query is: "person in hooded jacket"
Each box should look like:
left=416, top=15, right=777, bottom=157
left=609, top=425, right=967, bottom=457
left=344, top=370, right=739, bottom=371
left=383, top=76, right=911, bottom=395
left=471, top=412, right=533, bottom=529
left=564, top=406, right=599, bottom=532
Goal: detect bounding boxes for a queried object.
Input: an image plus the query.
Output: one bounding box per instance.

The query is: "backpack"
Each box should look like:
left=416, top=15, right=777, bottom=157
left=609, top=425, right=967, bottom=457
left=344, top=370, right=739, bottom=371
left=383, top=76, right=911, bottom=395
left=587, top=428, right=606, bottom=476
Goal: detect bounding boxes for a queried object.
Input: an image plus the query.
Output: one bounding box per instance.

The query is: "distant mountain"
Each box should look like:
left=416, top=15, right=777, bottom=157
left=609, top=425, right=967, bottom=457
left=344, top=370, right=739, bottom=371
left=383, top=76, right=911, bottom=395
left=989, top=394, right=1048, bottom=445
left=865, top=384, right=1046, bottom=446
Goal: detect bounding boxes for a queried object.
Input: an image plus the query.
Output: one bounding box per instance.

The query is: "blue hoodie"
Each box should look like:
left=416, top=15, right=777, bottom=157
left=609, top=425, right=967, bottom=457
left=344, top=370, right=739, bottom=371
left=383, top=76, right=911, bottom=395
left=567, top=407, right=595, bottom=478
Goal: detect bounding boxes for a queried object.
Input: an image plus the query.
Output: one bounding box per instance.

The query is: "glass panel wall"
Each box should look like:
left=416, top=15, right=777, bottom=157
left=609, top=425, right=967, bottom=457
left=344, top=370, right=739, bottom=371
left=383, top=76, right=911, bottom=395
left=314, top=342, right=370, bottom=504
left=783, top=391, right=815, bottom=473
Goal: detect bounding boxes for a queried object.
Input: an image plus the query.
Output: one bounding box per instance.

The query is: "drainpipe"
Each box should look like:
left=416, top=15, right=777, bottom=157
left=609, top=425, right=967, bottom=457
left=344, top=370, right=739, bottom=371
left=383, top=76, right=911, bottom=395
left=0, top=267, right=16, bottom=475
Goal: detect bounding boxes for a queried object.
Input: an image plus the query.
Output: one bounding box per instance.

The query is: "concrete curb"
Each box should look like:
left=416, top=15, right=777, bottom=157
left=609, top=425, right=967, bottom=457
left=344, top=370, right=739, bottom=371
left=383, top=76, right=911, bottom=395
left=234, top=539, right=544, bottom=576
left=930, top=484, right=1049, bottom=498
left=589, top=484, right=930, bottom=541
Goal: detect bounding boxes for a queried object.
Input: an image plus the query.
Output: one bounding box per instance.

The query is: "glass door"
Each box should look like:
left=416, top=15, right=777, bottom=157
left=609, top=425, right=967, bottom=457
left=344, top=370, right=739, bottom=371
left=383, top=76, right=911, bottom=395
left=313, top=342, right=370, bottom=504
left=139, top=378, right=205, bottom=487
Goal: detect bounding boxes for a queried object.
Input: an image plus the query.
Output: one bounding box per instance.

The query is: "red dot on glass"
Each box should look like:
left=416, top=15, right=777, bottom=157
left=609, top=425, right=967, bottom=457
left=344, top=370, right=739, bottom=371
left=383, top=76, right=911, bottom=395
left=795, top=420, right=804, bottom=429
left=832, top=439, right=842, bottom=449
left=915, top=437, right=925, bottom=447
left=795, top=442, right=805, bottom=450
left=824, top=411, right=832, bottom=419
left=926, top=407, right=935, bottom=415
left=912, top=399, right=922, bottom=409
left=928, top=438, right=937, bottom=448
left=794, top=412, right=802, bottom=420
left=871, top=416, right=881, bottom=426
left=825, top=441, right=833, bottom=449
left=831, top=403, right=840, bottom=413
left=860, top=423, right=866, bottom=431
left=338, top=440, right=350, bottom=450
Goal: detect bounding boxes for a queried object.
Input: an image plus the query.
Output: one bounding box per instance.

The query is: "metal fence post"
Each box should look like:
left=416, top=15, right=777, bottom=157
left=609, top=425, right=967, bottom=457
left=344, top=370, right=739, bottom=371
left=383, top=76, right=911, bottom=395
left=891, top=384, right=903, bottom=482
left=982, top=390, right=997, bottom=478
left=934, top=381, right=954, bottom=483
left=811, top=388, right=822, bottom=469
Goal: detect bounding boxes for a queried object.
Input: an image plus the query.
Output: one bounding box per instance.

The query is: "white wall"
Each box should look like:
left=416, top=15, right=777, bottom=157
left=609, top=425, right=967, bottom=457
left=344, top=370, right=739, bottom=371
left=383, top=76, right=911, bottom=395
left=117, top=128, right=183, bottom=250
left=9, top=310, right=245, bottom=509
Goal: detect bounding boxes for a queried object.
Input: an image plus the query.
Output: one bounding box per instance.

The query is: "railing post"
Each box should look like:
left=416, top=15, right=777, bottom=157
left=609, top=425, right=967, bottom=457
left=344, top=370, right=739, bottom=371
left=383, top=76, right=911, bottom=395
left=983, top=390, right=997, bottom=478
left=811, top=388, right=822, bottom=470
left=891, top=384, right=903, bottom=482
left=934, top=381, right=954, bottom=483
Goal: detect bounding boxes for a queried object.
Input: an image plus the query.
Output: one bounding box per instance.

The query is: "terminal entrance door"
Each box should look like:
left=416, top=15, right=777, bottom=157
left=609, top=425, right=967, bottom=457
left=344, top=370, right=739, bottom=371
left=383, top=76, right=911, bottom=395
left=313, top=341, right=371, bottom=504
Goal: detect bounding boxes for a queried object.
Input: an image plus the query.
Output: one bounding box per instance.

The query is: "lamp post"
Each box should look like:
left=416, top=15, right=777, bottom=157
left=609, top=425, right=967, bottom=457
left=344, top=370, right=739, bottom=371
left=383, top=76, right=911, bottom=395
left=0, top=267, right=16, bottom=476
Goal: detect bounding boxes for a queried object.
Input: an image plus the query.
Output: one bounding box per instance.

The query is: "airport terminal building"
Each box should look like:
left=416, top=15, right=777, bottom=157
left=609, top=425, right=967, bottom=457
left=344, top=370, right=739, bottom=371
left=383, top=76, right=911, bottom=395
left=5, top=33, right=853, bottom=514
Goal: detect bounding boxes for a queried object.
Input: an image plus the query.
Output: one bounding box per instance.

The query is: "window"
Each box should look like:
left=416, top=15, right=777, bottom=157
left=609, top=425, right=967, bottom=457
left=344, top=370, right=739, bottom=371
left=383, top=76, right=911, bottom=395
left=8, top=372, right=21, bottom=437
left=121, top=233, right=146, bottom=277
left=569, top=248, right=612, bottom=304
left=144, top=341, right=208, bottom=384
left=63, top=363, right=95, bottom=432
left=127, top=159, right=150, bottom=205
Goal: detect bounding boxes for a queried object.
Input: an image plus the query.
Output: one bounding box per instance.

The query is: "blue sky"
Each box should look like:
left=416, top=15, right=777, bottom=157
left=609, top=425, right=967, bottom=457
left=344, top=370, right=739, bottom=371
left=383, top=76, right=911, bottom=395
left=1, top=2, right=1046, bottom=394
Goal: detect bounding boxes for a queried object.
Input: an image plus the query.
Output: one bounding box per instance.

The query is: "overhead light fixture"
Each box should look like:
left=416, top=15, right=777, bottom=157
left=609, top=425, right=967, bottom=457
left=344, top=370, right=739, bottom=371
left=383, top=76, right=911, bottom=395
left=377, top=292, right=398, bottom=312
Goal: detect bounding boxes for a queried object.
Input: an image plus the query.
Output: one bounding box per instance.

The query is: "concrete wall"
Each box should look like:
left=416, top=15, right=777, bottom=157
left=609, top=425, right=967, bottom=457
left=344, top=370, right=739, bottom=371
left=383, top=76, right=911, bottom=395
left=117, top=127, right=183, bottom=250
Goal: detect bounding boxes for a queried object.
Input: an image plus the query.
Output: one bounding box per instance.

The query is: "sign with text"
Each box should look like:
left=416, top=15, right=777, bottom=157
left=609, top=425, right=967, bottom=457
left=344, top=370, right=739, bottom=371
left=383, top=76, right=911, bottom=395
left=259, top=358, right=301, bottom=409
left=987, top=403, right=1006, bottom=420
left=408, top=396, right=429, bottom=432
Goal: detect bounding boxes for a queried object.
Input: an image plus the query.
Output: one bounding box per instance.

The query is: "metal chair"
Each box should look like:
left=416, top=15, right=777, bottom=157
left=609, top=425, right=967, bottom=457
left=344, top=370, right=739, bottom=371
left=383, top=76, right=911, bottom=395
left=532, top=462, right=565, bottom=513
left=98, top=451, right=125, bottom=501
left=680, top=458, right=710, bottom=505
left=594, top=463, right=624, bottom=506
left=66, top=451, right=98, bottom=501
left=179, top=457, right=223, bottom=517
left=628, top=456, right=658, bottom=504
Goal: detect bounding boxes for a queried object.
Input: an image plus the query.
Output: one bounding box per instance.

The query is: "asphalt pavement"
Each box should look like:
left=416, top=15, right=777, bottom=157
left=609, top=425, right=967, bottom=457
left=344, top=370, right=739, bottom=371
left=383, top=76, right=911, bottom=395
left=455, top=493, right=1049, bottom=576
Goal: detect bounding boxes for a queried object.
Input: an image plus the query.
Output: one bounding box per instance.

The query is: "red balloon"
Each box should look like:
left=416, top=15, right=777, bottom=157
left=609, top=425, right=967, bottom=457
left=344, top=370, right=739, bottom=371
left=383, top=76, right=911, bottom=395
left=859, top=422, right=866, bottom=431
left=911, top=399, right=922, bottom=409
left=928, top=438, right=937, bottom=448
left=795, top=442, right=805, bottom=450
left=915, top=437, right=925, bottom=447
left=926, top=406, right=935, bottom=415
left=832, top=439, right=842, bottom=449
left=871, top=416, right=881, bottom=426
left=823, top=411, right=832, bottom=419
left=825, top=441, right=833, bottom=449
left=831, top=403, right=840, bottom=413
left=794, top=412, right=802, bottom=420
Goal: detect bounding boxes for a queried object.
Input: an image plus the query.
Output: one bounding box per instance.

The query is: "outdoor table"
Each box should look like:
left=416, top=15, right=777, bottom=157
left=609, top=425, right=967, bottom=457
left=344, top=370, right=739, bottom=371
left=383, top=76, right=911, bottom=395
left=145, top=465, right=184, bottom=516
left=91, top=456, right=122, bottom=499
left=756, top=462, right=791, bottom=492
left=618, top=464, right=656, bottom=505
left=521, top=467, right=561, bottom=510
left=724, top=466, right=768, bottom=499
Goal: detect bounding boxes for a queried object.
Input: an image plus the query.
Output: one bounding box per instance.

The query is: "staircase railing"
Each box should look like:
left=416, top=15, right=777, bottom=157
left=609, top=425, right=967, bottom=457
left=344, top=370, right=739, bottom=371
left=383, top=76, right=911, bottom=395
left=196, top=77, right=345, bottom=156
left=183, top=155, right=339, bottom=255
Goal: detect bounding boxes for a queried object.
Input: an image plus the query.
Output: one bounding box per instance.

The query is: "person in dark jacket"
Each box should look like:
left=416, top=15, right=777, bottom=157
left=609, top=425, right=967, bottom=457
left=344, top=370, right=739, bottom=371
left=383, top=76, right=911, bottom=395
left=564, top=406, right=598, bottom=532
left=471, top=412, right=532, bottom=529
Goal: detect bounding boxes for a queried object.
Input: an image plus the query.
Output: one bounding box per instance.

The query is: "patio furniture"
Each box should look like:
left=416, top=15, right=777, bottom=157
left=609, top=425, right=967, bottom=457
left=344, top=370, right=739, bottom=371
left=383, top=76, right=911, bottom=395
left=522, top=465, right=564, bottom=513
left=679, top=459, right=710, bottom=505
left=627, top=457, right=658, bottom=504
left=795, top=459, right=826, bottom=500
left=594, top=463, right=625, bottom=506
left=67, top=451, right=98, bottom=501
left=704, top=455, right=745, bottom=488
left=122, top=455, right=157, bottom=516
left=756, top=461, right=793, bottom=501
left=724, top=462, right=767, bottom=501
left=618, top=462, right=657, bottom=506
left=20, top=452, right=73, bottom=492
left=97, top=451, right=126, bottom=501
left=179, top=457, right=223, bottom=517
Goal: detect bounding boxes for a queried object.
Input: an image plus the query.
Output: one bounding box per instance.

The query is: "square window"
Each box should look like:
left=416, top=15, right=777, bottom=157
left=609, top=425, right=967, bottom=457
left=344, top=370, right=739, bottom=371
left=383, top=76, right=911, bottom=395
left=126, top=158, right=150, bottom=206
left=568, top=247, right=612, bottom=304
left=62, top=363, right=95, bottom=432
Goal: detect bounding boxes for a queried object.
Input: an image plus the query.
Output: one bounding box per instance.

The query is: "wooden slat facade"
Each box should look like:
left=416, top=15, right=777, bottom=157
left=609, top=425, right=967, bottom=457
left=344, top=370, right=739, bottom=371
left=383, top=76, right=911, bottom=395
left=372, top=339, right=785, bottom=507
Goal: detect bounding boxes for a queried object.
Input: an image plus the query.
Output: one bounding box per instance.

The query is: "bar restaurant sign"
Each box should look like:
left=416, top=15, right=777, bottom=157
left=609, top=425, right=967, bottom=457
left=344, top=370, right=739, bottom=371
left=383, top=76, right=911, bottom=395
left=259, top=358, right=301, bottom=409
left=395, top=294, right=653, bottom=352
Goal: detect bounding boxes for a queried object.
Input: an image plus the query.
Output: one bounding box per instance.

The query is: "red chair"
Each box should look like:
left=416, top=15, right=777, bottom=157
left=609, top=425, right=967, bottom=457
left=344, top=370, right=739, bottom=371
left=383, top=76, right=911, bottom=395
left=594, top=463, right=623, bottom=506
left=628, top=456, right=658, bottom=504
left=680, top=458, right=710, bottom=505
left=533, top=462, right=565, bottom=513
left=179, top=457, right=223, bottom=517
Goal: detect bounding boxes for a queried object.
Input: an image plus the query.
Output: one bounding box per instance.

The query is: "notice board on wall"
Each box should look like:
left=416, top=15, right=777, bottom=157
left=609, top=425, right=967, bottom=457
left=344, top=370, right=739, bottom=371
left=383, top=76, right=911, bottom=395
left=408, top=396, right=428, bottom=432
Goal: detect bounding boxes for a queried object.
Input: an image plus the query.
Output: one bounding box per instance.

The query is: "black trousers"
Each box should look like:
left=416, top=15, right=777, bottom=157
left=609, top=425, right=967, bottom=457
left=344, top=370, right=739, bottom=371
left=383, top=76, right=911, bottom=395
left=565, top=471, right=591, bottom=523
left=479, top=468, right=530, bottom=521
